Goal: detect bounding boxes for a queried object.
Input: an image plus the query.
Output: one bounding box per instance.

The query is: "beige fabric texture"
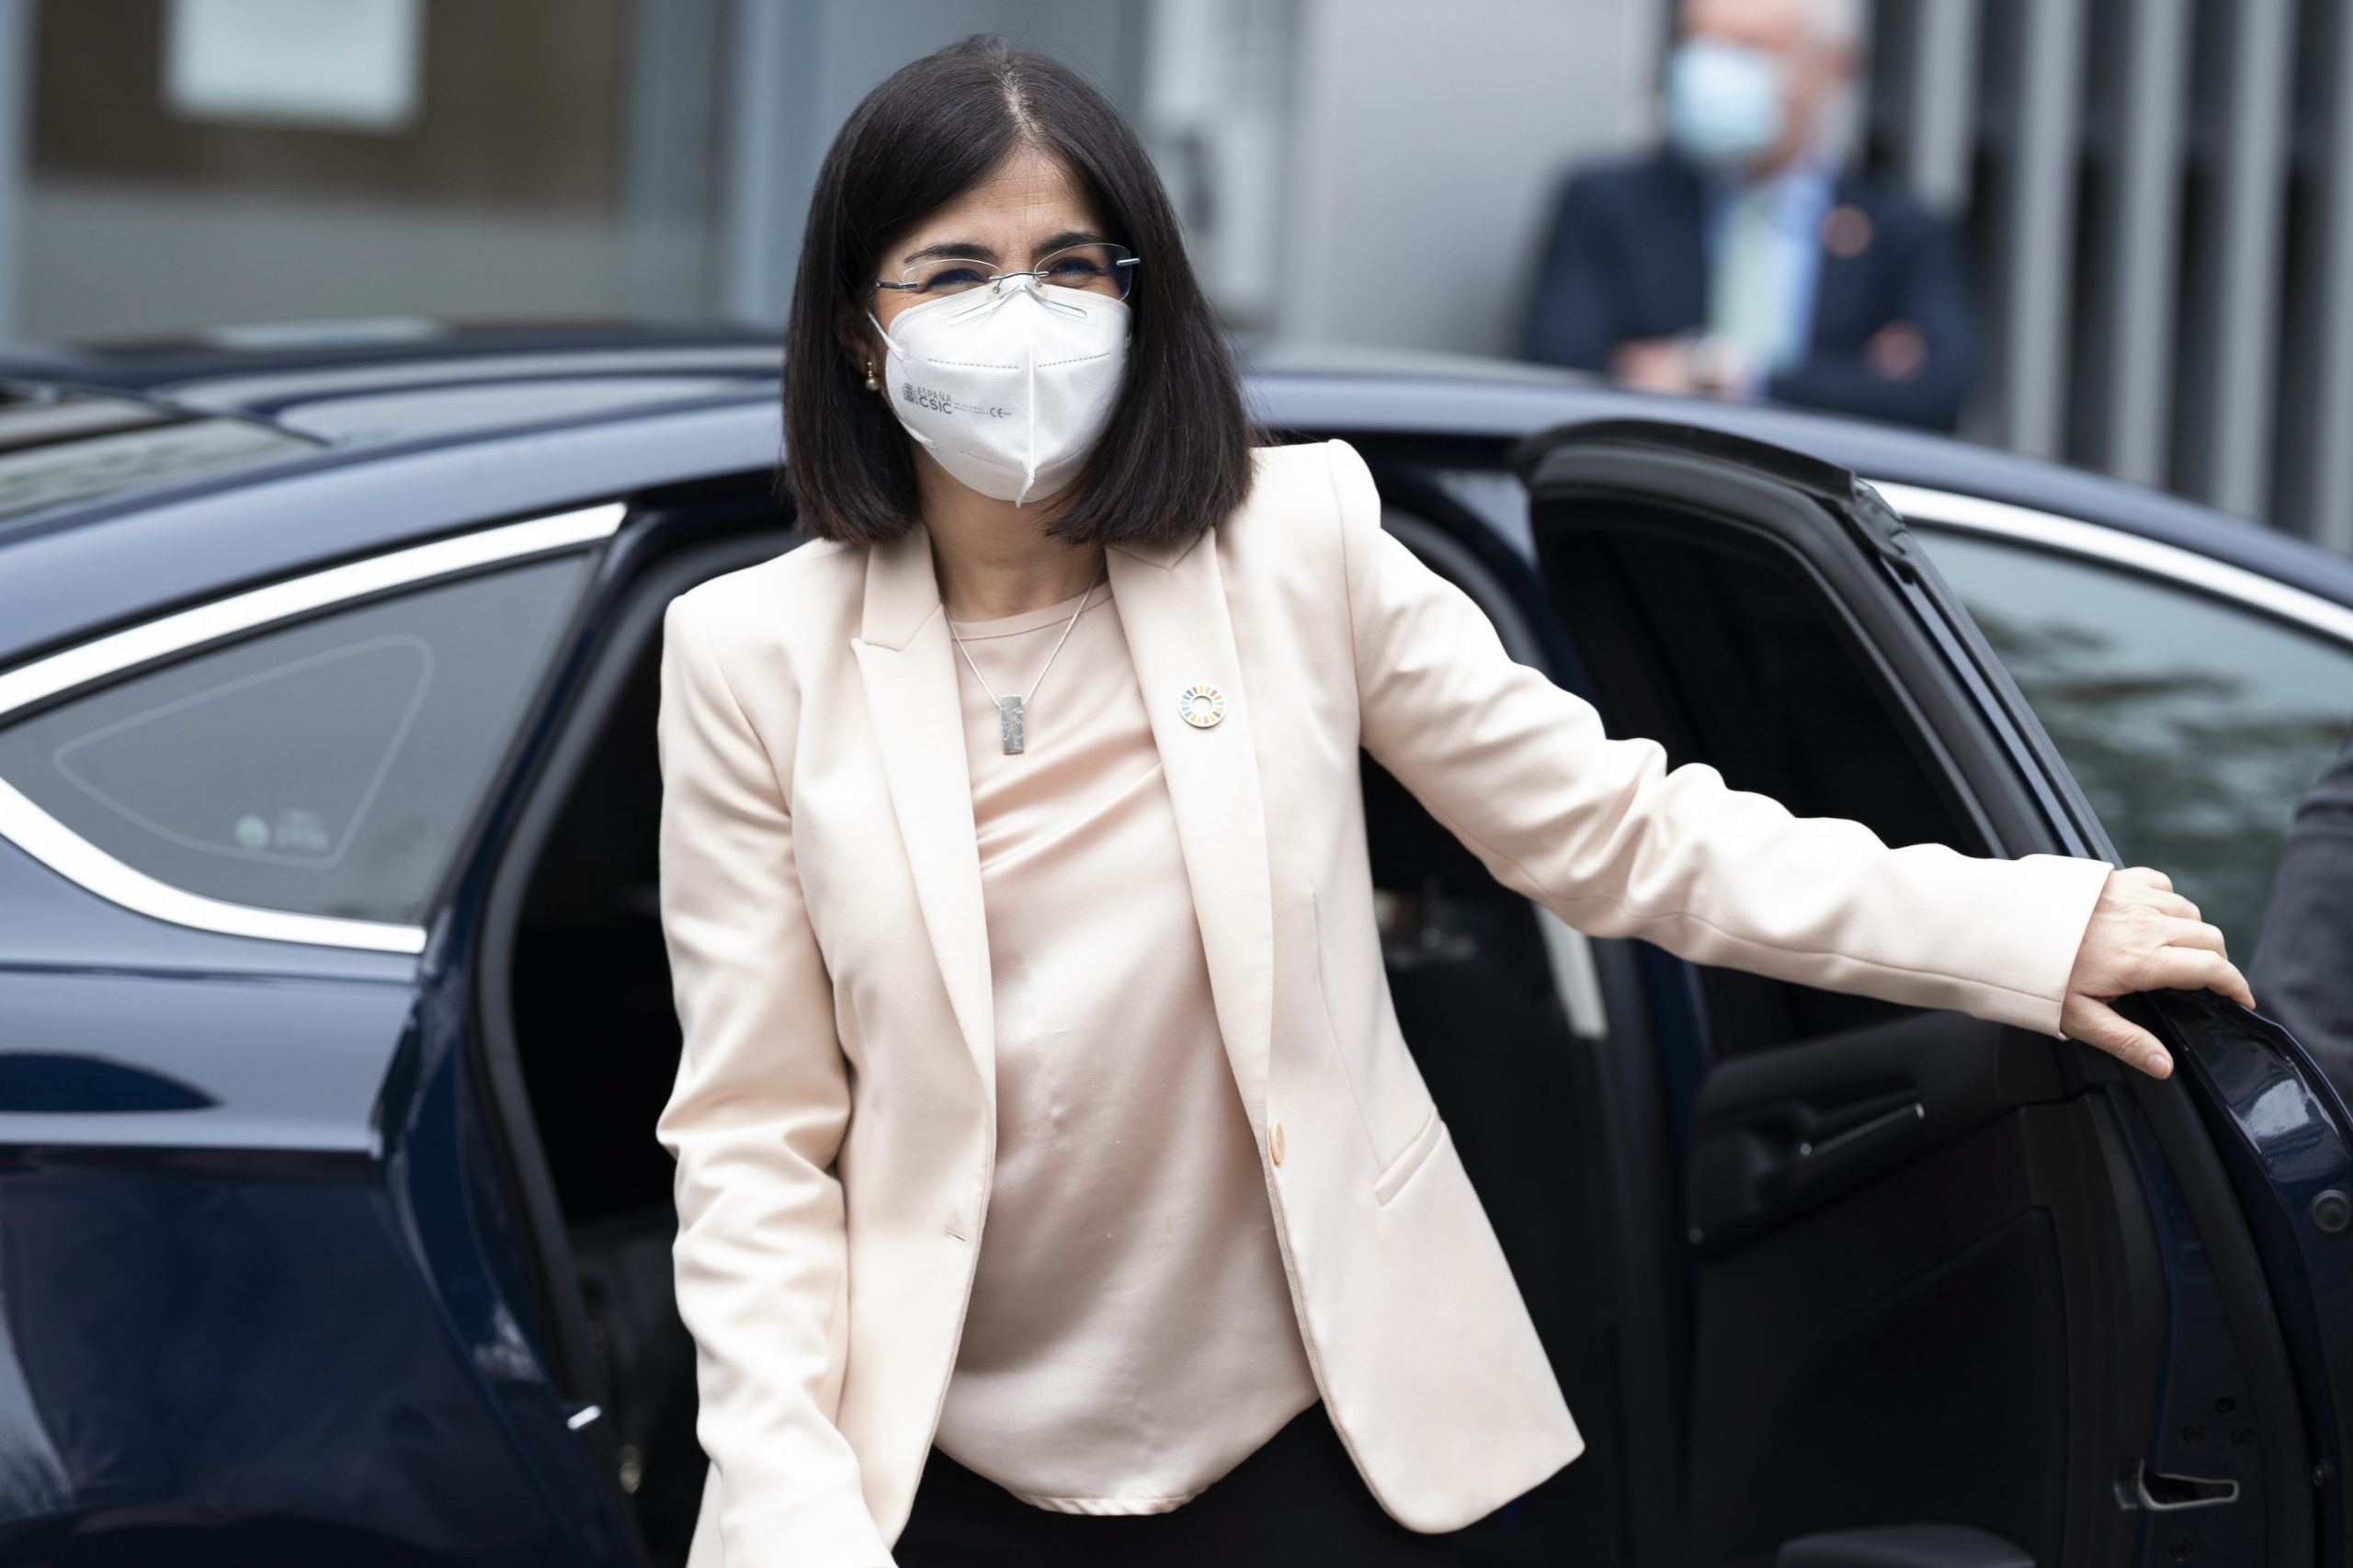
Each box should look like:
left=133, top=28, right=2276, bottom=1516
left=653, top=437, right=2115, bottom=1568
left=926, top=576, right=1318, bottom=1513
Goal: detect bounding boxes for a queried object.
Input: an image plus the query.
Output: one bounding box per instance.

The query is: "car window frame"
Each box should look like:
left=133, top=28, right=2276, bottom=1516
left=0, top=501, right=624, bottom=951
left=1875, top=482, right=2353, bottom=649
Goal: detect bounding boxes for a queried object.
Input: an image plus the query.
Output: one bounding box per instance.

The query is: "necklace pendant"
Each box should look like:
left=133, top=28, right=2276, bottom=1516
left=997, top=694, right=1026, bottom=754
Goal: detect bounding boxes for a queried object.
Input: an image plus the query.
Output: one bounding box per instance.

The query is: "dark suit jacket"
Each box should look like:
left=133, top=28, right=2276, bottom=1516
left=2251, top=722, right=2353, bottom=1104
left=1520, top=149, right=1978, bottom=432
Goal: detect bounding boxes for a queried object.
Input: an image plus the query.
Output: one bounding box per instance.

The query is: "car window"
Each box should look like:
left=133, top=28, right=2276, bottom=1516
left=1919, top=527, right=2353, bottom=962
left=0, top=554, right=592, bottom=926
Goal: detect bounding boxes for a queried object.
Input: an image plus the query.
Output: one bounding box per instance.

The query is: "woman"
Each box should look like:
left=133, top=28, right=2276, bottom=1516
left=654, top=36, right=2252, bottom=1568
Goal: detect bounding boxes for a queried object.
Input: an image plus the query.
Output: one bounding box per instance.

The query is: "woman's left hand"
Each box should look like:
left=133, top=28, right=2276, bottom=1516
left=2060, top=866, right=2256, bottom=1080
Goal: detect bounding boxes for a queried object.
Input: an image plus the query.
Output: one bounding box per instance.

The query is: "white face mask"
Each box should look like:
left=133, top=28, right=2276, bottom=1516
left=868, top=276, right=1131, bottom=506
left=1663, top=39, right=1789, bottom=173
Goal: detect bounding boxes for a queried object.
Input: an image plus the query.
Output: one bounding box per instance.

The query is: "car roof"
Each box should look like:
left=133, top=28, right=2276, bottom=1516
left=0, top=318, right=779, bottom=398
left=1, top=320, right=2348, bottom=621
left=1236, top=343, right=2353, bottom=607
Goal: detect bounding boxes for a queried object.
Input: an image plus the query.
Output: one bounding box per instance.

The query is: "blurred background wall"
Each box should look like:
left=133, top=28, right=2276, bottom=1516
left=1859, top=0, right=2353, bottom=555
left=4, top=0, right=2353, bottom=551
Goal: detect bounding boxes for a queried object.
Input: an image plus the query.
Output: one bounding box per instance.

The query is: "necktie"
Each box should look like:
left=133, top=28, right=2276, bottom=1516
left=1709, top=181, right=1795, bottom=370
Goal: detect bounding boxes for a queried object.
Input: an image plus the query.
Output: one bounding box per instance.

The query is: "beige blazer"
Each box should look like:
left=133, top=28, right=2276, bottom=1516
left=653, top=437, right=2114, bottom=1567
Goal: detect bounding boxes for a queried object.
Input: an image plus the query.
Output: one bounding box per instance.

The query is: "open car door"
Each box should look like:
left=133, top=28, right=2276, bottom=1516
left=1506, top=422, right=2353, bottom=1568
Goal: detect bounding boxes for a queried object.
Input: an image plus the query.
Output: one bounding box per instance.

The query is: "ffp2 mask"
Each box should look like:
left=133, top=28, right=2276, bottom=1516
left=868, top=276, right=1131, bottom=506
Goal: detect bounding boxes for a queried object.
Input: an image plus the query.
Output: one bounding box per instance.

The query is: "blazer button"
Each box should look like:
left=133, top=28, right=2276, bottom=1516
left=1269, top=1121, right=1286, bottom=1165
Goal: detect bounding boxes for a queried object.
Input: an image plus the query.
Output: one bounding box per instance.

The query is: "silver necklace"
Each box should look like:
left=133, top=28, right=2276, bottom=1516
left=949, top=558, right=1104, bottom=755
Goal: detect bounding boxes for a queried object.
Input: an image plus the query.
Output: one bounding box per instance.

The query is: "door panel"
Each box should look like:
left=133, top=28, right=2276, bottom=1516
left=2159, top=994, right=2353, bottom=1562
left=1687, top=1010, right=2056, bottom=1251
left=1509, top=421, right=2324, bottom=1568
left=0, top=545, right=625, bottom=1562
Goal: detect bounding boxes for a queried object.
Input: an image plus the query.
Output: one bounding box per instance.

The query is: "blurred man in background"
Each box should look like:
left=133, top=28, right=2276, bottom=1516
left=1520, top=0, right=1976, bottom=432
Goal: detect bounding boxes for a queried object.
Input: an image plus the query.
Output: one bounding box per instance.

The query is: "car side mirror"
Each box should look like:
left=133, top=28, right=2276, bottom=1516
left=1778, top=1524, right=2033, bottom=1568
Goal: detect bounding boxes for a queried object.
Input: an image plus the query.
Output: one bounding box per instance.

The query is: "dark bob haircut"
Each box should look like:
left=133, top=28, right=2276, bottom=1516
left=781, top=35, right=1256, bottom=549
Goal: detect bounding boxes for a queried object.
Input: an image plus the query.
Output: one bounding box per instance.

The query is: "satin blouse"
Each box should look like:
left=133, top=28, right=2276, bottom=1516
left=926, top=574, right=1320, bottom=1514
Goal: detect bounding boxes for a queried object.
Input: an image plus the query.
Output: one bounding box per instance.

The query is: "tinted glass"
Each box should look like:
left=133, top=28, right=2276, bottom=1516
left=0, top=554, right=592, bottom=925
left=1921, top=528, right=2353, bottom=961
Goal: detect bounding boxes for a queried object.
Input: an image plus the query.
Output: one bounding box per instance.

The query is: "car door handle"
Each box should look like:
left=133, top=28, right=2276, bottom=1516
left=1690, top=1098, right=1930, bottom=1250
left=1756, top=1101, right=1927, bottom=1206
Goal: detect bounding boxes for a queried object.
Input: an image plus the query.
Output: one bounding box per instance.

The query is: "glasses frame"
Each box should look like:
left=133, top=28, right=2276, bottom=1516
left=870, top=241, right=1142, bottom=303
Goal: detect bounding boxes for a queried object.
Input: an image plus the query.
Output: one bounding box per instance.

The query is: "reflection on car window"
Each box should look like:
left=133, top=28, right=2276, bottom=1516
left=1920, top=528, right=2353, bottom=962
left=0, top=554, right=591, bottom=926
left=0, top=391, right=318, bottom=538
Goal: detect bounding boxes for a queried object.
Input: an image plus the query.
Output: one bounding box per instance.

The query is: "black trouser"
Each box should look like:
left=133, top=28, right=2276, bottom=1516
left=892, top=1400, right=1466, bottom=1567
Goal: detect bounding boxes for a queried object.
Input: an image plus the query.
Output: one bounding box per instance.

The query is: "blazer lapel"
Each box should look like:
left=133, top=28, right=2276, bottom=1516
left=1653, top=150, right=1711, bottom=332
left=850, top=523, right=996, bottom=1094
left=1105, top=528, right=1278, bottom=1122
left=1809, top=171, right=1875, bottom=352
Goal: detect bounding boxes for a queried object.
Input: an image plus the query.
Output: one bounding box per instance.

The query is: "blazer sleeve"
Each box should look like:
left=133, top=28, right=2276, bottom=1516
left=1322, top=437, right=2113, bottom=1039
left=653, top=592, right=891, bottom=1567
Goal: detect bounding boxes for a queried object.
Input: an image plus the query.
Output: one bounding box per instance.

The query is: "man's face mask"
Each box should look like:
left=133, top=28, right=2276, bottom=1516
left=1663, top=38, right=1790, bottom=173
left=868, top=271, right=1131, bottom=507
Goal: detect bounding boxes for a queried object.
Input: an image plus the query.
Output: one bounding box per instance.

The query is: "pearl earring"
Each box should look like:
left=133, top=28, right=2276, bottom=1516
left=864, top=358, right=880, bottom=392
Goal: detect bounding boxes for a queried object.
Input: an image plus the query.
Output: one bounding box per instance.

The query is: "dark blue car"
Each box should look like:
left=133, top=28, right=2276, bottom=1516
left=0, top=326, right=2347, bottom=1568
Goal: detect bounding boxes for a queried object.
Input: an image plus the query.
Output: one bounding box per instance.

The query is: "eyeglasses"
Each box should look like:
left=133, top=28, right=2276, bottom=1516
left=872, top=241, right=1142, bottom=302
